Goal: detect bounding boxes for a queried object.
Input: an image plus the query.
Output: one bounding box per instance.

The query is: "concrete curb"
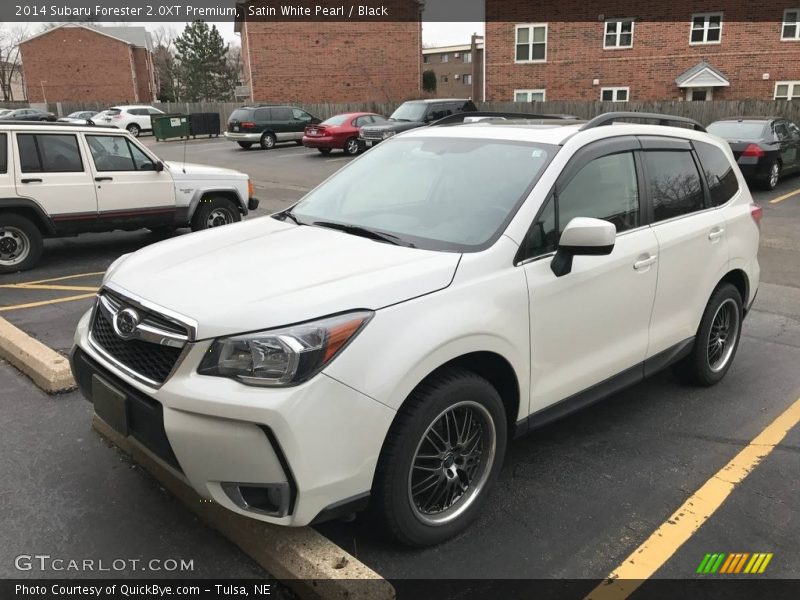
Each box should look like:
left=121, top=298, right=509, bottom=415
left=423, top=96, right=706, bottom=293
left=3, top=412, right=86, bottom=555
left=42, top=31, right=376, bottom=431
left=93, top=415, right=395, bottom=600
left=0, top=316, right=75, bottom=393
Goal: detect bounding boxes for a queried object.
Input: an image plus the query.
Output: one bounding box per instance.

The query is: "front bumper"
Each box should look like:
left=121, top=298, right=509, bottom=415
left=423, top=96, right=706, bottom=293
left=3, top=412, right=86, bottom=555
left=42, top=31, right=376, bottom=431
left=224, top=131, right=262, bottom=143
left=71, top=308, right=396, bottom=526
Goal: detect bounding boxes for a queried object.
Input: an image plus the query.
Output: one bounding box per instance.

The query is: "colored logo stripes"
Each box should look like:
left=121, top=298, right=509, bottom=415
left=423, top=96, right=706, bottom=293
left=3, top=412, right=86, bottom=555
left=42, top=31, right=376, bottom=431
left=696, top=552, right=773, bottom=574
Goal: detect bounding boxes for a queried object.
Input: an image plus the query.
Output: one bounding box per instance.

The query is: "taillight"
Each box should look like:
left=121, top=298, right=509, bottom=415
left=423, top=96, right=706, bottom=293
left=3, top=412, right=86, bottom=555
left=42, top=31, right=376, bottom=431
left=248, top=179, right=255, bottom=198
left=742, top=144, right=765, bottom=158
left=750, top=203, right=763, bottom=229
left=241, top=121, right=256, bottom=129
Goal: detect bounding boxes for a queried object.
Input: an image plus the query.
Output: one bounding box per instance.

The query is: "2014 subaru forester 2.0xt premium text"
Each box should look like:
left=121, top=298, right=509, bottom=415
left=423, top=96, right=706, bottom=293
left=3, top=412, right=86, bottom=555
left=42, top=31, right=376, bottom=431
left=71, top=112, right=760, bottom=547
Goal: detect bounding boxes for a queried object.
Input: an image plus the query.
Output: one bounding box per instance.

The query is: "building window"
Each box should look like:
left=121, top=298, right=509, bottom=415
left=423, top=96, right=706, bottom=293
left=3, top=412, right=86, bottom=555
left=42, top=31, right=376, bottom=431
left=441, top=53, right=449, bottom=63
left=782, top=9, right=800, bottom=40
left=604, top=19, right=634, bottom=48
left=423, top=55, right=430, bottom=64
left=690, top=13, right=723, bottom=44
left=463, top=74, right=473, bottom=85
left=775, top=81, right=800, bottom=100
left=601, top=87, right=629, bottom=102
left=514, top=89, right=546, bottom=102
left=515, top=24, right=547, bottom=63
left=463, top=52, right=472, bottom=63
left=441, top=75, right=449, bottom=83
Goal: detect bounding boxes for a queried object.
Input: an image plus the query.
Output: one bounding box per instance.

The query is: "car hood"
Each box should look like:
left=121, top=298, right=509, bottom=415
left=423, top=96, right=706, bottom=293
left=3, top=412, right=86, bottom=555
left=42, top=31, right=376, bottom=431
left=106, top=217, right=460, bottom=339
left=165, top=161, right=247, bottom=181
left=362, top=121, right=425, bottom=133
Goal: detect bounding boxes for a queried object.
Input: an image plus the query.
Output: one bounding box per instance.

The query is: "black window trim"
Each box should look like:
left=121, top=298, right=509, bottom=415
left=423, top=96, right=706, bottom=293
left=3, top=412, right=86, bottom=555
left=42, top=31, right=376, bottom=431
left=16, top=132, right=85, bottom=174
left=515, top=135, right=647, bottom=265
left=0, top=133, right=7, bottom=174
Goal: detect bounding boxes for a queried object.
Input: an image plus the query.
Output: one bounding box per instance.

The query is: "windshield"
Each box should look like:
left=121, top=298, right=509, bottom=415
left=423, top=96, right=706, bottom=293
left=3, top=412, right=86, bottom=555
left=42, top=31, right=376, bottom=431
left=321, top=114, right=350, bottom=126
left=708, top=121, right=768, bottom=139
left=389, top=103, right=428, bottom=122
left=289, top=137, right=555, bottom=252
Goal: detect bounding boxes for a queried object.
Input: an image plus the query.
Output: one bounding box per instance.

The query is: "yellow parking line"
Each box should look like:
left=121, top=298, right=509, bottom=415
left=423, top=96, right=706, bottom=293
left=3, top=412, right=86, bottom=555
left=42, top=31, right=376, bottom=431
left=586, top=396, right=800, bottom=600
left=3, top=284, right=98, bottom=292
left=0, top=293, right=96, bottom=312
left=0, top=271, right=104, bottom=287
left=769, top=187, right=800, bottom=204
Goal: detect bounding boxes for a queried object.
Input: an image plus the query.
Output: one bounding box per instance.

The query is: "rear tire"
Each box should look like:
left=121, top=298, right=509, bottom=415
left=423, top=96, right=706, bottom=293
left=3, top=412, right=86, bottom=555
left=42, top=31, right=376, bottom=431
left=0, top=213, right=43, bottom=274
left=237, top=142, right=253, bottom=150
left=672, top=283, right=743, bottom=386
left=260, top=132, right=276, bottom=150
left=295, top=140, right=303, bottom=146
left=761, top=160, right=780, bottom=190
left=126, top=123, right=141, bottom=137
left=343, top=137, right=360, bottom=156
left=190, top=197, right=241, bottom=232
left=373, top=368, right=507, bottom=547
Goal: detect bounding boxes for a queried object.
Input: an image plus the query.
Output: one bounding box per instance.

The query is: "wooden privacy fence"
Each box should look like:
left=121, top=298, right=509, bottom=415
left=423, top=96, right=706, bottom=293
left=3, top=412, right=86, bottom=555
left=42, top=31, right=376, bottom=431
left=4, top=100, right=800, bottom=126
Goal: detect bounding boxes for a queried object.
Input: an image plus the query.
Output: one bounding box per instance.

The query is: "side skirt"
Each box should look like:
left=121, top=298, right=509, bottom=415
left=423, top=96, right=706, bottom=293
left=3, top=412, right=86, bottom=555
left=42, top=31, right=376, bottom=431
left=515, top=338, right=695, bottom=438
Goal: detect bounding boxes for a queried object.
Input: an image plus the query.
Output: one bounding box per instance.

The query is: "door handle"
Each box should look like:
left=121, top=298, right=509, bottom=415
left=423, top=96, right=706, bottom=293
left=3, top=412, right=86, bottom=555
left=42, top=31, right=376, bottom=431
left=633, top=255, right=657, bottom=270
left=94, top=176, right=113, bottom=182
left=708, top=227, right=725, bottom=241
left=20, top=178, right=42, bottom=183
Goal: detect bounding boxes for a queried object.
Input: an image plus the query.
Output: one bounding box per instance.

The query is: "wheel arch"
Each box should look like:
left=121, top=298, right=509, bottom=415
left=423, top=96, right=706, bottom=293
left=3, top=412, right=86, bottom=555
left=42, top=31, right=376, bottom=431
left=0, top=198, right=56, bottom=235
left=718, top=268, right=749, bottom=312
left=187, top=188, right=247, bottom=220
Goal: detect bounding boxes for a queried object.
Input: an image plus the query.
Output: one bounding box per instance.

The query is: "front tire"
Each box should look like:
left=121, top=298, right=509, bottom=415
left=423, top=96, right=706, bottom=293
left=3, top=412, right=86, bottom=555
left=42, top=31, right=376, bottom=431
left=672, top=283, right=743, bottom=386
left=237, top=142, right=253, bottom=150
left=0, top=213, right=44, bottom=273
left=126, top=123, right=141, bottom=137
left=373, top=369, right=507, bottom=547
left=190, top=197, right=241, bottom=232
left=260, top=132, right=276, bottom=150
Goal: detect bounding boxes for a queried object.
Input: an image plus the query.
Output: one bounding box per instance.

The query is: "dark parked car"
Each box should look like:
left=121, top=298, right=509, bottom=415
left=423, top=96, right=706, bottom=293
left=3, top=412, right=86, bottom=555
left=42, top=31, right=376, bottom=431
left=303, top=112, right=387, bottom=155
left=224, top=105, right=321, bottom=150
left=707, top=117, right=800, bottom=190
left=358, top=99, right=477, bottom=146
left=3, top=108, right=57, bottom=122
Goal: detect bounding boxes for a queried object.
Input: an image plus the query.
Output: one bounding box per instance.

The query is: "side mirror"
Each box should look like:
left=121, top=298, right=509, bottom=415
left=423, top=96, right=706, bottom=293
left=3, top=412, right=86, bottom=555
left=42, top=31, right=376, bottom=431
left=550, top=217, right=616, bottom=277
left=155, top=161, right=164, bottom=172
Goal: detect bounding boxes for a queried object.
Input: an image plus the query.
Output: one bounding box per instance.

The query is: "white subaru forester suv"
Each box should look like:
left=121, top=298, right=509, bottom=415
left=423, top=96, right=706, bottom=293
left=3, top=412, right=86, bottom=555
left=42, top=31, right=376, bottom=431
left=71, top=112, right=760, bottom=547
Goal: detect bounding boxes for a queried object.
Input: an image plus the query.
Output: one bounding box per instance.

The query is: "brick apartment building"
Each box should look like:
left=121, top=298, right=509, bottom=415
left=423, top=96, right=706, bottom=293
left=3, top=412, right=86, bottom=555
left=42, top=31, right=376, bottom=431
left=485, top=1, right=800, bottom=103
left=19, top=24, right=157, bottom=104
left=237, top=2, right=422, bottom=103
left=422, top=35, right=484, bottom=100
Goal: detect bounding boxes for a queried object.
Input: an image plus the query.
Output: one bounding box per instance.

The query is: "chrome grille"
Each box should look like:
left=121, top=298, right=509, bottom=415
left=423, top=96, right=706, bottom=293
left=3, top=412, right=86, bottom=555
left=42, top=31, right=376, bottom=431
left=360, top=129, right=384, bottom=140
left=89, top=292, right=189, bottom=386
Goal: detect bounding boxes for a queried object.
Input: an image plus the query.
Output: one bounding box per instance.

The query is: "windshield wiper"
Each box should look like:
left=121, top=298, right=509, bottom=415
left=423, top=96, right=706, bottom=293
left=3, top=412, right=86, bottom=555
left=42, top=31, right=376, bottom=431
left=273, top=209, right=302, bottom=225
left=311, top=221, right=412, bottom=247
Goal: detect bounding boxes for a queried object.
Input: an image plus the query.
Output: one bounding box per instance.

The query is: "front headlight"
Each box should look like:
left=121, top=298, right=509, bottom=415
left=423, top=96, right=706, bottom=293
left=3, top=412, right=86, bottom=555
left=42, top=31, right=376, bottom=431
left=198, top=311, right=373, bottom=387
left=382, top=131, right=396, bottom=140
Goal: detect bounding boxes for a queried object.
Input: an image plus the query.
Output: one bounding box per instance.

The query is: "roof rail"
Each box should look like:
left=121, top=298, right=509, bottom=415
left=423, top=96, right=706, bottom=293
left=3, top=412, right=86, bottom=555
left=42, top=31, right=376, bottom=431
left=0, top=120, right=119, bottom=129
left=579, top=112, right=706, bottom=132
left=430, top=111, right=578, bottom=127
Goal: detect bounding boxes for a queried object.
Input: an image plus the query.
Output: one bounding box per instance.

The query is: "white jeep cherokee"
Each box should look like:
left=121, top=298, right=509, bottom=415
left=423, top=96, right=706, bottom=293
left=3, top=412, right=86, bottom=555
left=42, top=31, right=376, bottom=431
left=71, top=112, right=760, bottom=547
left=0, top=122, right=258, bottom=273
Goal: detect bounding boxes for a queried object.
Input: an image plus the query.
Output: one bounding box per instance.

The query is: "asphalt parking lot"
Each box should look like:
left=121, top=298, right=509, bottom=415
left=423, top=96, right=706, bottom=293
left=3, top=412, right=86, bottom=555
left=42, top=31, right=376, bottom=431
left=1, top=136, right=800, bottom=594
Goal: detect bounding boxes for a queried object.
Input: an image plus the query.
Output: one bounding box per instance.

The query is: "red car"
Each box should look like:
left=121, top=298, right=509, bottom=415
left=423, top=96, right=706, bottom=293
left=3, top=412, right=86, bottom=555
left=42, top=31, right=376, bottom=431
left=303, top=112, right=386, bottom=155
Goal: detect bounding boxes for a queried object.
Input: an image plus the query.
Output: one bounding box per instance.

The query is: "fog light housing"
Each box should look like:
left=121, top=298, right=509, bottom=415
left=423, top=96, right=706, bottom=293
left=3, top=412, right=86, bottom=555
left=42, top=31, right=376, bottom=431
left=221, top=482, right=291, bottom=517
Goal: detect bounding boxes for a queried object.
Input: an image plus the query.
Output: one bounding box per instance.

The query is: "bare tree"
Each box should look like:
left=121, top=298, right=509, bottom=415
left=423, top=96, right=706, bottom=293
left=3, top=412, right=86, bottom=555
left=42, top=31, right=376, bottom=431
left=151, top=26, right=180, bottom=102
left=0, top=24, right=29, bottom=102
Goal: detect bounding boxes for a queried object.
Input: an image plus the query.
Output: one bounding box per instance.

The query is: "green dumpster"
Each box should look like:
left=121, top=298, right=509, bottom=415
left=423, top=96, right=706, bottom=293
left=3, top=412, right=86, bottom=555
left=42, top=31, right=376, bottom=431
left=152, top=114, right=191, bottom=141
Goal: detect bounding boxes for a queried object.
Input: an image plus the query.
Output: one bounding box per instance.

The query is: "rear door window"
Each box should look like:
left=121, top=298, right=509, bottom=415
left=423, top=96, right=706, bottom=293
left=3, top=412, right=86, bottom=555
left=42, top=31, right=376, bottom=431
left=642, top=150, right=704, bottom=222
left=694, top=141, right=739, bottom=206
left=254, top=108, right=271, bottom=121
left=272, top=107, right=292, bottom=121
left=17, top=134, right=84, bottom=173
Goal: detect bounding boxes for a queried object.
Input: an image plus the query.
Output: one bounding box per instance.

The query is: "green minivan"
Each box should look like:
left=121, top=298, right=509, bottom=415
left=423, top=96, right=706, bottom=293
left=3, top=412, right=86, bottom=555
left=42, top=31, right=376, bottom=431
left=225, top=105, right=321, bottom=150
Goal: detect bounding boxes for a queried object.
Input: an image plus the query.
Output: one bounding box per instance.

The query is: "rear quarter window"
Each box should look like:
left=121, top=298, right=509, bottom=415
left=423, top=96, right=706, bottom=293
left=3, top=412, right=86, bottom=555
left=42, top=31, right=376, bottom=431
left=230, top=109, right=255, bottom=121
left=694, top=141, right=740, bottom=206
left=0, top=133, right=6, bottom=173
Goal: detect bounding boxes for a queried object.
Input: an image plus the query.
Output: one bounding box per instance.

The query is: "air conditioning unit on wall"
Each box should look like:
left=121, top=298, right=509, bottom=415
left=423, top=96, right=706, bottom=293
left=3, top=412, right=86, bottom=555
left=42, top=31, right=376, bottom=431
left=454, top=74, right=460, bottom=79
left=454, top=52, right=460, bottom=58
